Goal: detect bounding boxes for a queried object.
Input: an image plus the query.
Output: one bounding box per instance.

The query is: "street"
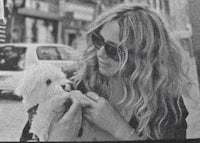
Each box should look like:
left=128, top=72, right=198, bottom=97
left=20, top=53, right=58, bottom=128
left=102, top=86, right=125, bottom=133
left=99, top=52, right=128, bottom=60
left=0, top=100, right=27, bottom=141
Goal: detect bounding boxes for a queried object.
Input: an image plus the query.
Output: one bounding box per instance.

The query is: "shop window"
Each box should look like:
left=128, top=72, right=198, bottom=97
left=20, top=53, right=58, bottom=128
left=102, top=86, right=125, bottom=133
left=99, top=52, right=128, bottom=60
left=32, top=20, right=38, bottom=43
left=68, top=33, right=76, bottom=46
left=147, top=0, right=150, bottom=6
left=164, top=0, right=170, bottom=15
left=159, top=0, right=163, bottom=10
left=153, top=0, right=157, bottom=8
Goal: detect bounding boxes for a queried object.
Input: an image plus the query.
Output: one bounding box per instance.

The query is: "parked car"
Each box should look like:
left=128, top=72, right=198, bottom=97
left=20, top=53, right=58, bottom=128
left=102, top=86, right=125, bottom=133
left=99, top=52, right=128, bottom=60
left=0, top=43, right=78, bottom=96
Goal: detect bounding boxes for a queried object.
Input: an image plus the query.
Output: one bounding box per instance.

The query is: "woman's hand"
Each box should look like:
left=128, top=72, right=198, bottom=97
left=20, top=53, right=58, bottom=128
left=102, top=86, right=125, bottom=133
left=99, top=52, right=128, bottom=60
left=84, top=92, right=123, bottom=136
left=72, top=91, right=140, bottom=140
left=47, top=92, right=82, bottom=141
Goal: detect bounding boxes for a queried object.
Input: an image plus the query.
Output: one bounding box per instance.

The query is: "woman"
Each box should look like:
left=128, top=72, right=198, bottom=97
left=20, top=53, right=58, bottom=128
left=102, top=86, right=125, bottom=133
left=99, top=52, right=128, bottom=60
left=47, top=4, right=190, bottom=141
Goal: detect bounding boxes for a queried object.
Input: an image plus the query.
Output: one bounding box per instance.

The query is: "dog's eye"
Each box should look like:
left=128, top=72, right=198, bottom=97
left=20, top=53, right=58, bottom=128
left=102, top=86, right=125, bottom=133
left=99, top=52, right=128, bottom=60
left=46, top=79, right=52, bottom=85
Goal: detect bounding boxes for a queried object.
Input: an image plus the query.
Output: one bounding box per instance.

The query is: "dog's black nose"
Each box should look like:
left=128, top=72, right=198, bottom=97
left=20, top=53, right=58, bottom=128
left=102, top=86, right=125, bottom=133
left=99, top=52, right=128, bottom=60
left=61, top=85, right=66, bottom=90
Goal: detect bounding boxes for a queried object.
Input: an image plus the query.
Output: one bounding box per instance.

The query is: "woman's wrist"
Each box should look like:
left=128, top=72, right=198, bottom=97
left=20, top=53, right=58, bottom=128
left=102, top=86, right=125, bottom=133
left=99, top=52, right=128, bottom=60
left=113, top=120, right=140, bottom=141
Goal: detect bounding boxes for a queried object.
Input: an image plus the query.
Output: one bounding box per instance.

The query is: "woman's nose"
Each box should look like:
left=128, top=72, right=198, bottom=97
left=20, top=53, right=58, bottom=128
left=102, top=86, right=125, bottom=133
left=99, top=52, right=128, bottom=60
left=97, top=46, right=107, bottom=58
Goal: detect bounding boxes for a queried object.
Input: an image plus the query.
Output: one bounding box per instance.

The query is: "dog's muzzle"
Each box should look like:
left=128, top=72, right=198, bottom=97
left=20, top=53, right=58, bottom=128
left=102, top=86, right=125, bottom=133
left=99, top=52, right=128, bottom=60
left=62, top=82, right=74, bottom=92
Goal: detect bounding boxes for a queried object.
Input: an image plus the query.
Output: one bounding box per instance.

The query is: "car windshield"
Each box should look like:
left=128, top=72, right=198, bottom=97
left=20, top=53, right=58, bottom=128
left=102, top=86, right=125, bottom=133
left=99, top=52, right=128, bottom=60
left=0, top=46, right=27, bottom=71
left=36, top=46, right=73, bottom=61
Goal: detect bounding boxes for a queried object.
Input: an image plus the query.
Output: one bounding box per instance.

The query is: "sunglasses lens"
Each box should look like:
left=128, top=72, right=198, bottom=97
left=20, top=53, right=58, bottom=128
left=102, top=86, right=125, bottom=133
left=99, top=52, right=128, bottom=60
left=105, top=43, right=119, bottom=61
left=92, top=33, right=104, bottom=49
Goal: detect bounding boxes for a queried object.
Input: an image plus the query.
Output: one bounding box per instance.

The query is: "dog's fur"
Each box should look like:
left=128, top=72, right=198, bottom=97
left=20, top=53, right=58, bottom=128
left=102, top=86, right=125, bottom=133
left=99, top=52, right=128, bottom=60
left=15, top=63, right=72, bottom=110
left=15, top=63, right=82, bottom=141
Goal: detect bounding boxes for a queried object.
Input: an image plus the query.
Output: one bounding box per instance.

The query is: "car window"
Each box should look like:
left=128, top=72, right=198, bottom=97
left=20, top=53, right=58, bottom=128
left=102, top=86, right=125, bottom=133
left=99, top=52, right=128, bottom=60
left=36, top=46, right=72, bottom=61
left=0, top=46, right=27, bottom=71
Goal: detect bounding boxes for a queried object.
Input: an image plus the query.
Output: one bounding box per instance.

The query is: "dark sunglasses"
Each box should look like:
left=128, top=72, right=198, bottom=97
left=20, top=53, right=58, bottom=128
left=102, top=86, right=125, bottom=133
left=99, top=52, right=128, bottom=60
left=91, top=32, right=124, bottom=61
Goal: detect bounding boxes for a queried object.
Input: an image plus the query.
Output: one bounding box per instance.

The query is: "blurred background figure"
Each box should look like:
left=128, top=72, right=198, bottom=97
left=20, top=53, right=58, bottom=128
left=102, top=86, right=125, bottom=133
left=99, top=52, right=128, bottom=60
left=1, top=46, right=20, bottom=70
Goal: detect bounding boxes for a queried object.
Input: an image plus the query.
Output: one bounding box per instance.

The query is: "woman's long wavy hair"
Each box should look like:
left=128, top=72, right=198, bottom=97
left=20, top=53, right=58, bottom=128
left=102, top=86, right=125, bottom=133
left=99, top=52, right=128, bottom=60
left=73, top=4, right=191, bottom=139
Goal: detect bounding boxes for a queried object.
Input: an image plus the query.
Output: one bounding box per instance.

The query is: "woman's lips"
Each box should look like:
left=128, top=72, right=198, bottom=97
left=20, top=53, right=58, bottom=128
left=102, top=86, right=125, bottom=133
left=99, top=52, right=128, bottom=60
left=98, top=58, right=110, bottom=67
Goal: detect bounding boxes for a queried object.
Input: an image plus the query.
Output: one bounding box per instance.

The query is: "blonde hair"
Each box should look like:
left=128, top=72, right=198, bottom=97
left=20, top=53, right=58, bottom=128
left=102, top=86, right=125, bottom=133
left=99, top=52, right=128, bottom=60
left=73, top=4, right=190, bottom=139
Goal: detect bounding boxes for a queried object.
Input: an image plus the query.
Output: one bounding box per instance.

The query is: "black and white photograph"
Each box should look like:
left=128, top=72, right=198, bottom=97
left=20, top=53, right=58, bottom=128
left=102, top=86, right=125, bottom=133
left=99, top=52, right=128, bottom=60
left=0, top=0, right=200, bottom=142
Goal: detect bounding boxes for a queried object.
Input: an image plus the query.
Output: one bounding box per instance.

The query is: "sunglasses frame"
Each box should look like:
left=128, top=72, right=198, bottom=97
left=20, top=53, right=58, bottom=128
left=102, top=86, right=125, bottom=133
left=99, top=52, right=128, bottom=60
left=91, top=32, right=124, bottom=61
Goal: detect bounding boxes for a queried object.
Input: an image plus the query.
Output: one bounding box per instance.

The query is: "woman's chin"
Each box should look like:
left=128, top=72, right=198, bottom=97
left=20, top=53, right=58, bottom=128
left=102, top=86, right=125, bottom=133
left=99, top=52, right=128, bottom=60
left=99, top=67, right=109, bottom=76
left=99, top=67, right=116, bottom=77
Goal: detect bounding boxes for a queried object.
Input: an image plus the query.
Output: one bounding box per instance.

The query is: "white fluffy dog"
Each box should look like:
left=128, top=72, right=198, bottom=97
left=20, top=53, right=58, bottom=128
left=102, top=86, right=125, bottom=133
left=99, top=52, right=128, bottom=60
left=15, top=63, right=82, bottom=141
left=15, top=63, right=72, bottom=110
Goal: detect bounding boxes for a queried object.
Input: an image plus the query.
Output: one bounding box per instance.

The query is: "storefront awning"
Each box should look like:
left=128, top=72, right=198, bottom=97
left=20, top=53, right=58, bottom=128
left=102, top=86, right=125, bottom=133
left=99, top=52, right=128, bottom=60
left=18, top=8, right=62, bottom=21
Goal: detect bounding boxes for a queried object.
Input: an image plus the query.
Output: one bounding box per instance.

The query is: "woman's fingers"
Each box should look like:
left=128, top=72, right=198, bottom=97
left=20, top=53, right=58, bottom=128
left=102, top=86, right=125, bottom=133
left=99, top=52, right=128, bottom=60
left=60, top=97, right=81, bottom=122
left=69, top=90, right=96, bottom=107
left=83, top=107, right=93, bottom=121
left=86, top=92, right=100, bottom=103
left=50, top=97, right=82, bottom=141
left=68, top=90, right=83, bottom=101
left=83, top=113, right=92, bottom=122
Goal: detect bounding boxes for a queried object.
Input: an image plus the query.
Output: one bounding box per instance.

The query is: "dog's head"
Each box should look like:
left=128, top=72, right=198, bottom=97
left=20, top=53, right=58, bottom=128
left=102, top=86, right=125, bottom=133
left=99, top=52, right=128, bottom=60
left=15, top=63, right=73, bottom=110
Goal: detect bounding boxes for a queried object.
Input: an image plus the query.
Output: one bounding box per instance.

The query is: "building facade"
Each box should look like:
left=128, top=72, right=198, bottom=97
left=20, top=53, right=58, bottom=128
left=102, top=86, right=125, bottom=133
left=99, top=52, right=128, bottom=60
left=59, top=0, right=96, bottom=46
left=6, top=0, right=97, bottom=46
left=4, top=0, right=61, bottom=43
